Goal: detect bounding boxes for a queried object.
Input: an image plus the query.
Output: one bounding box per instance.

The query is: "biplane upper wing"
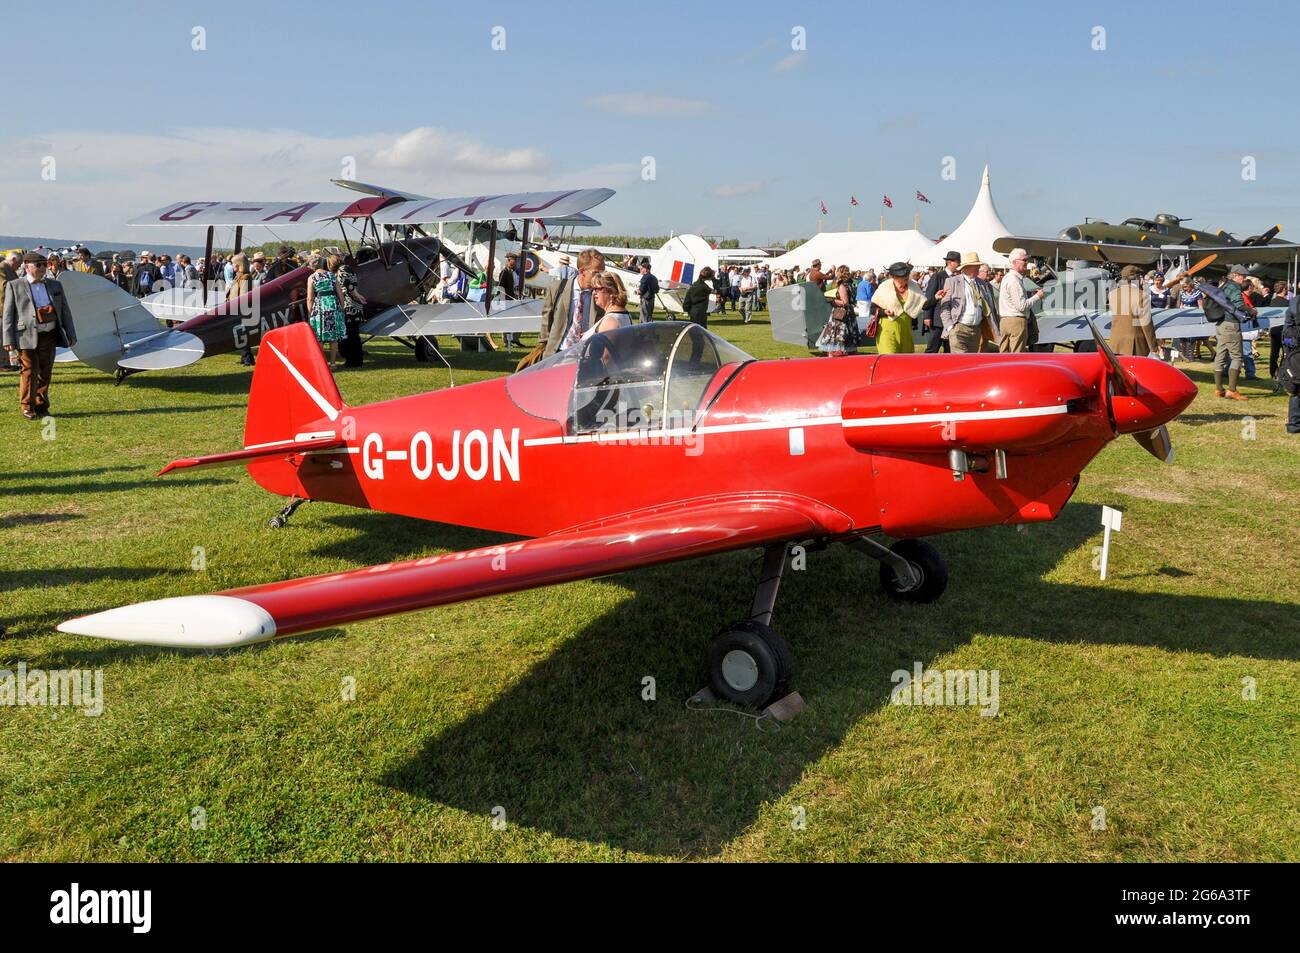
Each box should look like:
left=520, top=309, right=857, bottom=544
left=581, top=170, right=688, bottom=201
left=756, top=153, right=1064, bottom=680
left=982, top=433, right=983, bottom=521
left=127, top=200, right=370, bottom=227
left=58, top=493, right=850, bottom=648
left=369, top=188, right=615, bottom=226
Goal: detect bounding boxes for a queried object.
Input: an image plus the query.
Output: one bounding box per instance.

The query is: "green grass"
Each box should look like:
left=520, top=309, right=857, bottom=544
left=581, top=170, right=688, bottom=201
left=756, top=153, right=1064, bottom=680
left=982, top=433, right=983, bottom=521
left=2, top=310, right=1297, bottom=861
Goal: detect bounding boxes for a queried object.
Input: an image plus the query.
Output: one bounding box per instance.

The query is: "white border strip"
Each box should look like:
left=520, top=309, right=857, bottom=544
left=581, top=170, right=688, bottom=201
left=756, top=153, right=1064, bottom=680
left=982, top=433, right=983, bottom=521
left=842, top=404, right=1069, bottom=429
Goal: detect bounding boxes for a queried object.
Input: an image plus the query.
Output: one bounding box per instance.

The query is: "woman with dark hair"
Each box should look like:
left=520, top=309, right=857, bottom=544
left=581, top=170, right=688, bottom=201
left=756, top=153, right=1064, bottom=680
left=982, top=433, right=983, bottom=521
left=335, top=254, right=368, bottom=368
left=682, top=266, right=715, bottom=327
left=815, top=265, right=860, bottom=356
left=870, top=261, right=922, bottom=354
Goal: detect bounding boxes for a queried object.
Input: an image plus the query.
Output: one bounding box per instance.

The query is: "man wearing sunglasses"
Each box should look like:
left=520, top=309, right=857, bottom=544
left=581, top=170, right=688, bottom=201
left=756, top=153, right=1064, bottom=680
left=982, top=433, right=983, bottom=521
left=3, top=251, right=78, bottom=419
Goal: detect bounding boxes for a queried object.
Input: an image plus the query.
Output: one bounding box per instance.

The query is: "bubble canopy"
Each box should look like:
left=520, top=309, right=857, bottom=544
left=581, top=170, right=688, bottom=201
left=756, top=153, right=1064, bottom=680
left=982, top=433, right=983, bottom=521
left=507, top=321, right=752, bottom=433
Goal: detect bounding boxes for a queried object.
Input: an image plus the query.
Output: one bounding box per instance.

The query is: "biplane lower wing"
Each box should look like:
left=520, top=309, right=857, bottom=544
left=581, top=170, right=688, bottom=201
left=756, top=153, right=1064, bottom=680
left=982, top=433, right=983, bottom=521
left=1035, top=306, right=1286, bottom=345
left=57, top=494, right=850, bottom=647
left=360, top=300, right=543, bottom=337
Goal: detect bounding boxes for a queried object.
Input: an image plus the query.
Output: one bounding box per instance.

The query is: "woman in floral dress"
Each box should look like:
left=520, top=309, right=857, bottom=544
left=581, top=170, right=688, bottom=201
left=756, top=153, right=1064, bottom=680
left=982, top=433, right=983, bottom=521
left=305, top=255, right=346, bottom=366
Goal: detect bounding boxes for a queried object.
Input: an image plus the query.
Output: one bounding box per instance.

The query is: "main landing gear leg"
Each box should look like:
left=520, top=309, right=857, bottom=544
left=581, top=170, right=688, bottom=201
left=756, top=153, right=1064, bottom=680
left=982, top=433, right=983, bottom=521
left=849, top=536, right=949, bottom=603
left=707, top=543, right=795, bottom=708
left=268, top=497, right=308, bottom=529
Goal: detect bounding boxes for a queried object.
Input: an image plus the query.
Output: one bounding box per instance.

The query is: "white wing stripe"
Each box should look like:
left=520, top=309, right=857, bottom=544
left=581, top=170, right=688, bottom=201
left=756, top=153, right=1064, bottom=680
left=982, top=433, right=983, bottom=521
left=265, top=341, right=340, bottom=422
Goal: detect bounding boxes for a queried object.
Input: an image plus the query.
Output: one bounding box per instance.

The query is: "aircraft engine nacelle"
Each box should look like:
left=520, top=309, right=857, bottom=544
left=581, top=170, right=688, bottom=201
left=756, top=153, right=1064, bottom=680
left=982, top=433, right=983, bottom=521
left=840, top=361, right=1111, bottom=455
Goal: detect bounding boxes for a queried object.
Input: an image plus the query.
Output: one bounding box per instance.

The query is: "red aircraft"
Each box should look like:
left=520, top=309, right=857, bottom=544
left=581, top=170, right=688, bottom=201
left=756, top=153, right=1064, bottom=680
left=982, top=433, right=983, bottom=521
left=60, top=320, right=1195, bottom=708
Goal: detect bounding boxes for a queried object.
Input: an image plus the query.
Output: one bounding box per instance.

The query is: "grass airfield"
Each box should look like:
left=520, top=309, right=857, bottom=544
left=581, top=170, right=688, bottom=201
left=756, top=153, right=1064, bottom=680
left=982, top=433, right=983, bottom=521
left=2, top=311, right=1297, bottom=861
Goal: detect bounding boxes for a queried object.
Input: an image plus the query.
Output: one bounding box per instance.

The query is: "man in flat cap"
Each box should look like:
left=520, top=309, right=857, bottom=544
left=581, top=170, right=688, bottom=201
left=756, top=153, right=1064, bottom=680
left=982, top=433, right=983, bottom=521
left=1108, top=264, right=1158, bottom=356
left=921, top=249, right=961, bottom=353
left=3, top=251, right=78, bottom=419
left=1207, top=265, right=1253, bottom=400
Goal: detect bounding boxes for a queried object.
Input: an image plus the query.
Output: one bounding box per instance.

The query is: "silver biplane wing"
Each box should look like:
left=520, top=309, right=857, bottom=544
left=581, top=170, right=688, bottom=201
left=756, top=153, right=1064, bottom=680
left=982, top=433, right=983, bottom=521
left=361, top=299, right=543, bottom=338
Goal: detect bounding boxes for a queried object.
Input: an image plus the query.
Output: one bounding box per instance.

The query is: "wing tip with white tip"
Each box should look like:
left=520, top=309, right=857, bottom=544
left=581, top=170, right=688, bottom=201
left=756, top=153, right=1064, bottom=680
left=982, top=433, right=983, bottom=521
left=58, top=595, right=277, bottom=648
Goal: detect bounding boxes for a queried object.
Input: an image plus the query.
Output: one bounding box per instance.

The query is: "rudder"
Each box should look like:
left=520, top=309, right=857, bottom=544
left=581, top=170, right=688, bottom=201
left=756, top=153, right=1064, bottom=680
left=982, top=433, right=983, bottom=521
left=244, top=323, right=346, bottom=448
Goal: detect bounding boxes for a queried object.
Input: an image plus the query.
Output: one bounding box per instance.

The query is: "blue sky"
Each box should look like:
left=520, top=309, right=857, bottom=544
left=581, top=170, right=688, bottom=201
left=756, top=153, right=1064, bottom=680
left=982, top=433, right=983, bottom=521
left=4, top=0, right=1298, bottom=246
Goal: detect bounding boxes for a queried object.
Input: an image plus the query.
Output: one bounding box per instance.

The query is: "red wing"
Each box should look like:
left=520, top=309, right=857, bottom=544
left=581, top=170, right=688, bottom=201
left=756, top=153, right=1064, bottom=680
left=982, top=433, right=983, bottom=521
left=58, top=494, right=851, bottom=647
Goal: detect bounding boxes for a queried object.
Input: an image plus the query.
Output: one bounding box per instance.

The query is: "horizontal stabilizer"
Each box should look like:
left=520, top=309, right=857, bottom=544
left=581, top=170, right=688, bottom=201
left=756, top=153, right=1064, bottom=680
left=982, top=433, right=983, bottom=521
left=116, top=330, right=205, bottom=370
left=158, top=433, right=345, bottom=475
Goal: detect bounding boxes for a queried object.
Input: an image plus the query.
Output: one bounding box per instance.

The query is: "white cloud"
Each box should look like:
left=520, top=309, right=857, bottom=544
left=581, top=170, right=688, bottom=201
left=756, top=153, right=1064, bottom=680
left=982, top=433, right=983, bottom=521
left=585, top=92, right=711, bottom=117
left=774, top=52, right=805, bottom=73
left=0, top=126, right=636, bottom=241
left=711, top=181, right=765, bottom=198
left=370, top=127, right=548, bottom=175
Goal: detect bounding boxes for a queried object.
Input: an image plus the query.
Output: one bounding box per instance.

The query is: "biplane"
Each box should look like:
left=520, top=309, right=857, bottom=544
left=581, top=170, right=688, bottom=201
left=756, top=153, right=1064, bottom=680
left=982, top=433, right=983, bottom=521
left=59, top=184, right=614, bottom=377
left=60, top=316, right=1195, bottom=709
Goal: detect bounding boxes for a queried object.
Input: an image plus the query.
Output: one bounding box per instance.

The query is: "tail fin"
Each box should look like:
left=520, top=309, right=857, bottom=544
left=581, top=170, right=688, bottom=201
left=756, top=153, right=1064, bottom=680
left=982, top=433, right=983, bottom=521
left=243, top=323, right=346, bottom=449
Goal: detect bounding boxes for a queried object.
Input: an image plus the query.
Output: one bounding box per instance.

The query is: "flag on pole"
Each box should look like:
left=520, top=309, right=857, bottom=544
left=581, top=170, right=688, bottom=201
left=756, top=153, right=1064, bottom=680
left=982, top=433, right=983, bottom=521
left=915, top=190, right=931, bottom=204
left=850, top=195, right=859, bottom=207
left=819, top=201, right=828, bottom=215
left=882, top=194, right=893, bottom=208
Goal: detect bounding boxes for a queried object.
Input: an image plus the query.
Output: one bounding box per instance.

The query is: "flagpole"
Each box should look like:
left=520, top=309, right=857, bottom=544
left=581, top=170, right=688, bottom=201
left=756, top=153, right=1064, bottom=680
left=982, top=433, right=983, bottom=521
left=847, top=216, right=852, bottom=232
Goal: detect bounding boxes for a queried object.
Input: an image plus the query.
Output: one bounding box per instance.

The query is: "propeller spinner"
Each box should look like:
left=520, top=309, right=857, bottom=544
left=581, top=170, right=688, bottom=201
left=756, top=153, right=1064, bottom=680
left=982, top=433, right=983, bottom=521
left=1085, top=316, right=1193, bottom=464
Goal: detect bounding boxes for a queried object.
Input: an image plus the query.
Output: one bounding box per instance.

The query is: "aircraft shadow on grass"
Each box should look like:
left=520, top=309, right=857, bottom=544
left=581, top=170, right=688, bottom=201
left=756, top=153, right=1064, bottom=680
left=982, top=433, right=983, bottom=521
left=0, top=511, right=83, bottom=530
left=316, top=502, right=1295, bottom=858
left=2, top=476, right=232, bottom=498
left=53, top=403, right=245, bottom=419
left=2, top=566, right=189, bottom=651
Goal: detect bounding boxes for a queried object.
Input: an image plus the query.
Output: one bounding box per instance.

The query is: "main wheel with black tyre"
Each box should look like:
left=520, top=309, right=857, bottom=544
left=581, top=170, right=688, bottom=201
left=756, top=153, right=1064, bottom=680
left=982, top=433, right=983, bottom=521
left=415, top=337, right=439, bottom=362
left=879, top=538, right=948, bottom=603
left=707, top=620, right=793, bottom=708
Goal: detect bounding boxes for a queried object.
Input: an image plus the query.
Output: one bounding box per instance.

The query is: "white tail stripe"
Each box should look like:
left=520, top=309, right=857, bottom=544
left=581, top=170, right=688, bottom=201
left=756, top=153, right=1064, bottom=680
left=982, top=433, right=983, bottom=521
left=265, top=340, right=340, bottom=422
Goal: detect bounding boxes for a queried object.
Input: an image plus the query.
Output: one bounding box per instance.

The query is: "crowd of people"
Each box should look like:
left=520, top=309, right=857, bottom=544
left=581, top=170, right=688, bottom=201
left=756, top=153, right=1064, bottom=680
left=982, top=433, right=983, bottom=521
left=4, top=240, right=1298, bottom=433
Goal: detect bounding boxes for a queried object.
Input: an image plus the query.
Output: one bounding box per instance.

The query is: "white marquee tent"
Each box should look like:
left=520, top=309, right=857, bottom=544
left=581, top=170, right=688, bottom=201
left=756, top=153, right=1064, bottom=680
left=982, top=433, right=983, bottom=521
left=915, top=165, right=1013, bottom=268
left=767, top=228, right=937, bottom=273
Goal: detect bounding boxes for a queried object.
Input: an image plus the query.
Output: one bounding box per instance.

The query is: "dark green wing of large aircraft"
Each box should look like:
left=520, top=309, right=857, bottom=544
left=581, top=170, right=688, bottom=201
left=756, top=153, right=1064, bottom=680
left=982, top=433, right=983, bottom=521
left=993, top=235, right=1300, bottom=267
left=991, top=236, right=1159, bottom=265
